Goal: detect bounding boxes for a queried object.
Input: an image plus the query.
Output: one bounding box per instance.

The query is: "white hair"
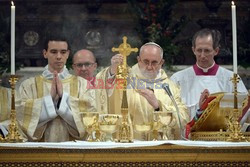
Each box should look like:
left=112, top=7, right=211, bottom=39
left=139, top=42, right=163, bottom=58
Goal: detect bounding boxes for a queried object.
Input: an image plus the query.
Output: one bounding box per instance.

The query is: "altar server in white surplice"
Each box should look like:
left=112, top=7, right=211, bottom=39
left=17, top=34, right=96, bottom=142
left=170, top=28, right=249, bottom=131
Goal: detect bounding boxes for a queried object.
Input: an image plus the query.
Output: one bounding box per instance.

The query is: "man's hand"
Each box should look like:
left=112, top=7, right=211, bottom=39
left=50, top=72, right=58, bottom=101
left=110, top=54, right=123, bottom=75
left=137, top=88, right=159, bottom=110
left=51, top=71, right=63, bottom=102
left=55, top=72, right=63, bottom=98
left=199, top=89, right=210, bottom=109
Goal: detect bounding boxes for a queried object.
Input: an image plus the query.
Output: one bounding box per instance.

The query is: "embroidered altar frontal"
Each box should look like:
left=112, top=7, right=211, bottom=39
left=0, top=141, right=249, bottom=166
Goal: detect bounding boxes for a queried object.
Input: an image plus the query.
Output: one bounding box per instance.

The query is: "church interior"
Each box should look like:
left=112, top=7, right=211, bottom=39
left=0, top=0, right=250, bottom=166
left=0, top=0, right=249, bottom=78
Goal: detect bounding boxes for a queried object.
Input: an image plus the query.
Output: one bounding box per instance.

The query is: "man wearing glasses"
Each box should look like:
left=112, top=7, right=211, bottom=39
left=72, top=49, right=97, bottom=86
left=107, top=42, right=189, bottom=140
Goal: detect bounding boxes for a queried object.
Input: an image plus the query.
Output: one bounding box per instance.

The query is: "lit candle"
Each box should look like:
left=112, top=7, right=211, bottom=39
left=231, top=1, right=237, bottom=74
left=11, top=1, right=15, bottom=75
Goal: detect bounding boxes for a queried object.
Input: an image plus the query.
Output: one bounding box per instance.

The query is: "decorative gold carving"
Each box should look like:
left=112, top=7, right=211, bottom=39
left=99, top=114, right=121, bottom=141
left=191, top=93, right=225, bottom=131
left=1, top=75, right=23, bottom=143
left=0, top=161, right=249, bottom=167
left=112, top=36, right=138, bottom=80
left=80, top=112, right=100, bottom=142
left=190, top=74, right=249, bottom=141
left=227, top=73, right=247, bottom=142
left=0, top=145, right=250, bottom=166
left=112, top=36, right=138, bottom=143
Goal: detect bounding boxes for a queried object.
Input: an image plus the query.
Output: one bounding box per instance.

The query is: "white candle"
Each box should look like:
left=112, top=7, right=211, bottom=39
left=231, top=1, right=237, bottom=74
left=11, top=1, right=15, bottom=75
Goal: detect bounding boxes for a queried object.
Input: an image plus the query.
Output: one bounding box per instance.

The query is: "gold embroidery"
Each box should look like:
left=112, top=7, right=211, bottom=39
left=0, top=88, right=8, bottom=122
left=35, top=76, right=44, bottom=98
left=23, top=99, right=34, bottom=134
left=70, top=76, right=78, bottom=97
left=79, top=100, right=86, bottom=112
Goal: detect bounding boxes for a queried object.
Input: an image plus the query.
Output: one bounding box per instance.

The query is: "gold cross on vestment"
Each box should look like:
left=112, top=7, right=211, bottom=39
left=112, top=36, right=138, bottom=68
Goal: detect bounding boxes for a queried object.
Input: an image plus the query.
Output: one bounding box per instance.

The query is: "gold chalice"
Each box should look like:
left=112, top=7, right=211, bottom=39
left=134, top=123, right=152, bottom=140
left=152, top=112, right=164, bottom=141
left=99, top=114, right=121, bottom=141
left=134, top=124, right=152, bottom=133
left=80, top=112, right=99, bottom=142
left=157, top=112, right=172, bottom=140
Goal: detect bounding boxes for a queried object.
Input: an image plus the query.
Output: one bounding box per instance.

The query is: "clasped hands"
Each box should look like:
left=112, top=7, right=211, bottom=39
left=50, top=71, right=63, bottom=103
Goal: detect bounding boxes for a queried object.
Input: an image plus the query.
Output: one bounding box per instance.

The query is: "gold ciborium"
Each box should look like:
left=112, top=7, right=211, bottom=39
left=99, top=114, right=121, bottom=141
left=80, top=112, right=99, bottom=142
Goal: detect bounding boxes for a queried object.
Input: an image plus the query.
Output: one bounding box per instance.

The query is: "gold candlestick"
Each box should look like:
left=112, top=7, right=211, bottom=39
left=227, top=73, right=247, bottom=142
left=3, top=75, right=23, bottom=142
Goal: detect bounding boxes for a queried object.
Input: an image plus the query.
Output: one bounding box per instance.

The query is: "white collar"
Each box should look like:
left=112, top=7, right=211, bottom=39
left=196, top=62, right=215, bottom=73
left=42, top=65, right=70, bottom=80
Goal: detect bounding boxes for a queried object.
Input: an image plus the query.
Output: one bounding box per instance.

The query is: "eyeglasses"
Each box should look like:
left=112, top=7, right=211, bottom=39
left=74, top=62, right=95, bottom=68
left=140, top=59, right=162, bottom=68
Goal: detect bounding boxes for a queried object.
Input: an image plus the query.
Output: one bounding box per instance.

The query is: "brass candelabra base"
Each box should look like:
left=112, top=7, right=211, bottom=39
left=227, top=73, right=248, bottom=142
left=227, top=109, right=247, bottom=142
left=0, top=75, right=23, bottom=143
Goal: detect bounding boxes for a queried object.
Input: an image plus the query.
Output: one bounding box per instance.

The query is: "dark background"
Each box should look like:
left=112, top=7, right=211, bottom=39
left=0, top=0, right=250, bottom=70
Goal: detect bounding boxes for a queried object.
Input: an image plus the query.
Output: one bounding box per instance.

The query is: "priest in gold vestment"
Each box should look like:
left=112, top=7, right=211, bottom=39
left=100, top=42, right=189, bottom=140
left=0, top=86, right=11, bottom=137
left=16, top=35, right=96, bottom=142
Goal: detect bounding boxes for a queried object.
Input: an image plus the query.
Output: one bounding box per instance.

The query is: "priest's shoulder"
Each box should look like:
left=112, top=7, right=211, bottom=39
left=19, top=75, right=42, bottom=85
left=74, top=75, right=89, bottom=84
left=217, top=66, right=234, bottom=74
left=170, top=66, right=194, bottom=79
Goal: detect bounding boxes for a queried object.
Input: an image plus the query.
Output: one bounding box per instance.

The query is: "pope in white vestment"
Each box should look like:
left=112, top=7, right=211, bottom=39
left=128, top=64, right=189, bottom=140
left=17, top=66, right=96, bottom=142
left=100, top=42, right=189, bottom=140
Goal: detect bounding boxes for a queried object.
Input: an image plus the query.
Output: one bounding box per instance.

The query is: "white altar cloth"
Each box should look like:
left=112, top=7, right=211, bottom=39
left=0, top=140, right=249, bottom=149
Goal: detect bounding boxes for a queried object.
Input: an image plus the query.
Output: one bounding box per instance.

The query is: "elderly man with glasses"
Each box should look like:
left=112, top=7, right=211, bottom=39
left=102, top=42, right=189, bottom=140
left=72, top=49, right=97, bottom=86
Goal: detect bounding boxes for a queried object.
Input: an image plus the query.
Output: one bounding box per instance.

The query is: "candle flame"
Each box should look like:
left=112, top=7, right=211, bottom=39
left=11, top=1, right=14, bottom=6
left=232, top=1, right=235, bottom=6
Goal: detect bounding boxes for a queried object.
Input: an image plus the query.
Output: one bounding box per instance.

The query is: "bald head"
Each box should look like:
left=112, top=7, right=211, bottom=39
left=73, top=49, right=96, bottom=63
left=72, top=49, right=97, bottom=80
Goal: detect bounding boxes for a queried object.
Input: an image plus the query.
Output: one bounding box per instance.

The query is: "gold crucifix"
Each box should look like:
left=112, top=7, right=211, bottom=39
left=112, top=36, right=138, bottom=79
left=111, top=36, right=137, bottom=143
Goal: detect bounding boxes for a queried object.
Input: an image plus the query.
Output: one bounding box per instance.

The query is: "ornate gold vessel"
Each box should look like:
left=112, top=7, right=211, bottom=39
left=190, top=74, right=250, bottom=141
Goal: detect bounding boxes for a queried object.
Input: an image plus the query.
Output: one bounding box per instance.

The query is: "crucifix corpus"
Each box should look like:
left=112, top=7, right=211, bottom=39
left=112, top=36, right=138, bottom=80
